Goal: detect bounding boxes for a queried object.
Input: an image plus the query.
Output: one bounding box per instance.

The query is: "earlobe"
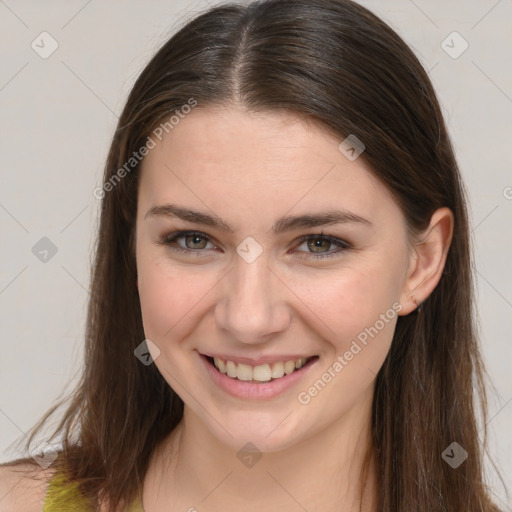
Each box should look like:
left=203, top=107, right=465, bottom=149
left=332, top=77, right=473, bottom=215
left=399, top=207, right=454, bottom=315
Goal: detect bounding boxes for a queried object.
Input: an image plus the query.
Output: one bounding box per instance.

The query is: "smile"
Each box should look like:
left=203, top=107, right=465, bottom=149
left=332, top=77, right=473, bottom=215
left=199, top=352, right=319, bottom=399
left=208, top=356, right=316, bottom=382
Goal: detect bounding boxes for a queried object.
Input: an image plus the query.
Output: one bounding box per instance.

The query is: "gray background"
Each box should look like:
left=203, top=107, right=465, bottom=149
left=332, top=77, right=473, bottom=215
left=0, top=0, right=510, bottom=508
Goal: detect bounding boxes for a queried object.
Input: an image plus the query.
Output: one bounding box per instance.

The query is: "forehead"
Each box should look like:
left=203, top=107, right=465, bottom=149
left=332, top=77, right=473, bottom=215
left=146, top=107, right=343, bottom=174
left=137, top=106, right=396, bottom=227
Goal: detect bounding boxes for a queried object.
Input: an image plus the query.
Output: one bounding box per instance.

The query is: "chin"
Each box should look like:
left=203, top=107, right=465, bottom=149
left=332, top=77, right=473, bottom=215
left=200, top=408, right=310, bottom=454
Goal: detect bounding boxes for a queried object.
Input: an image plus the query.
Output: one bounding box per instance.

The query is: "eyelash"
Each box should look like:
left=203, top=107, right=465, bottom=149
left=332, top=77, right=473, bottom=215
left=158, top=230, right=350, bottom=259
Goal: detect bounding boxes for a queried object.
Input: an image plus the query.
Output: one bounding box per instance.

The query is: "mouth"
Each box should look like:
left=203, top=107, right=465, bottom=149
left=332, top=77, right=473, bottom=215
left=204, top=354, right=319, bottom=383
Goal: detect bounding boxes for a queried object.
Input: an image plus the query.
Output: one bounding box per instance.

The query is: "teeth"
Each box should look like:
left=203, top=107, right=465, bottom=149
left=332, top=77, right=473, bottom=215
left=271, top=361, right=284, bottom=379
left=295, top=358, right=306, bottom=369
left=253, top=364, right=272, bottom=382
left=214, top=357, right=226, bottom=374
left=226, top=360, right=237, bottom=378
left=284, top=360, right=295, bottom=375
left=211, top=356, right=312, bottom=382
left=236, top=363, right=253, bottom=381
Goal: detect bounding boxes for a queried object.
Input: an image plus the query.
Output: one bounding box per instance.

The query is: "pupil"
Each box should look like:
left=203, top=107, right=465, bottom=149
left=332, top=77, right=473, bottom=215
left=187, top=234, right=206, bottom=249
left=308, top=238, right=330, bottom=252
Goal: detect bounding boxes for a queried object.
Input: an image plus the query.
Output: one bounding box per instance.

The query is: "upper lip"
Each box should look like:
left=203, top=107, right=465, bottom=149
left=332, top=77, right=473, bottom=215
left=200, top=351, right=317, bottom=366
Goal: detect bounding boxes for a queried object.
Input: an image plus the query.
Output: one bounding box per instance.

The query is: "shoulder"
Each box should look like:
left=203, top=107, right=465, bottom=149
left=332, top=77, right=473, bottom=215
left=0, top=461, right=55, bottom=512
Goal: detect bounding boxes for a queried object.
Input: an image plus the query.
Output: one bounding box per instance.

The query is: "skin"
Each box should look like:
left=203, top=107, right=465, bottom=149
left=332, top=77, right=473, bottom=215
left=134, top=105, right=453, bottom=512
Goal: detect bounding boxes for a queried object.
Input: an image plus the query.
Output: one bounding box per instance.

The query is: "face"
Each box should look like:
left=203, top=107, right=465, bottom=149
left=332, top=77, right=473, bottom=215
left=135, top=105, right=412, bottom=452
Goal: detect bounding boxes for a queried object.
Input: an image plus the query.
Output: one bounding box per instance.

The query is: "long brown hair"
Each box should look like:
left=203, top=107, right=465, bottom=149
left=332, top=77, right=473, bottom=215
left=5, top=0, right=502, bottom=510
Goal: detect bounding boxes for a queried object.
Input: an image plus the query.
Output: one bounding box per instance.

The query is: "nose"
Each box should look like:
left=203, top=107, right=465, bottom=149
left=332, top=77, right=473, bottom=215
left=214, top=254, right=291, bottom=345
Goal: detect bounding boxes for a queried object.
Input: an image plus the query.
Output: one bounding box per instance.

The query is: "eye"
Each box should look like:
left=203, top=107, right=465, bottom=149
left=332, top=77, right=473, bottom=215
left=159, top=230, right=216, bottom=255
left=158, top=230, right=349, bottom=260
left=294, top=234, right=349, bottom=259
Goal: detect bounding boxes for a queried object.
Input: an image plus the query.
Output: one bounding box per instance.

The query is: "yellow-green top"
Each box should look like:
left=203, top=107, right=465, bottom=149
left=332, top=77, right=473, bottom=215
left=42, top=470, right=143, bottom=511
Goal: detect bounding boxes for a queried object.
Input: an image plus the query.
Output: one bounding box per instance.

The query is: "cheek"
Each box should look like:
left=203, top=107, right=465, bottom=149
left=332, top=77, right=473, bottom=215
left=137, top=252, right=218, bottom=343
left=289, top=260, right=404, bottom=357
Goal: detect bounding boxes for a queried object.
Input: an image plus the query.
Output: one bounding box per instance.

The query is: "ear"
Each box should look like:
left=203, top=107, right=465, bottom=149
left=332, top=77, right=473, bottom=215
left=399, top=207, right=454, bottom=315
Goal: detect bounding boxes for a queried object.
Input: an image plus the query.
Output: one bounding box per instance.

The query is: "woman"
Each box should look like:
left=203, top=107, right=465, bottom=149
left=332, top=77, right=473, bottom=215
left=0, top=0, right=503, bottom=510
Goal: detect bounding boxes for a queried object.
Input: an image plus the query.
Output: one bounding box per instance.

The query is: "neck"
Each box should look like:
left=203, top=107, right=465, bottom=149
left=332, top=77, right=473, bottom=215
left=144, top=388, right=377, bottom=512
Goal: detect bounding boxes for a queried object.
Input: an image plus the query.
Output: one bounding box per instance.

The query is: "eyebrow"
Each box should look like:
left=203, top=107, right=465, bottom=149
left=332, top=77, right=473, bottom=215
left=144, top=203, right=372, bottom=233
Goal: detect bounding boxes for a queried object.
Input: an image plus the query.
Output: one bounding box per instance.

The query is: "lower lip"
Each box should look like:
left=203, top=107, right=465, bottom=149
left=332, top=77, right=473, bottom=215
left=199, top=353, right=318, bottom=399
